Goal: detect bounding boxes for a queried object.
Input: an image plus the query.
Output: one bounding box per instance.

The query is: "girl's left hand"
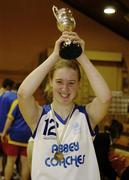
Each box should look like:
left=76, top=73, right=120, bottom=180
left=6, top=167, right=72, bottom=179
left=62, top=31, right=85, bottom=52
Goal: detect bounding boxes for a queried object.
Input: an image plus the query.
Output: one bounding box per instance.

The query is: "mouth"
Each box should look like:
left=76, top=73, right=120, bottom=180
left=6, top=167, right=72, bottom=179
left=59, top=92, right=70, bottom=99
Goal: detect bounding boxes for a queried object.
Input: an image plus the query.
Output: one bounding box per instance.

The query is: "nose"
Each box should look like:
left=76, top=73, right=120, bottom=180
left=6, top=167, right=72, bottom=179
left=61, top=83, right=69, bottom=92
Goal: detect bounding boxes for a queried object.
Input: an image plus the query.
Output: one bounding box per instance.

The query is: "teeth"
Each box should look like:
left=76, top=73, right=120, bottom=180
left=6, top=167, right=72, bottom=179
left=62, top=94, right=68, bottom=97
left=60, top=93, right=69, bottom=97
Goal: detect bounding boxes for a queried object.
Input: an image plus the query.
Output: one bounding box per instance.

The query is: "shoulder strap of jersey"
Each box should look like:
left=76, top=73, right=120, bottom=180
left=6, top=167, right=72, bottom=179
left=32, top=104, right=50, bottom=138
left=77, top=105, right=96, bottom=137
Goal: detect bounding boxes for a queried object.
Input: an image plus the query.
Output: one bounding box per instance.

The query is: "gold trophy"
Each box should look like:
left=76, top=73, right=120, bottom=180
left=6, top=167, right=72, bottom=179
left=52, top=5, right=82, bottom=59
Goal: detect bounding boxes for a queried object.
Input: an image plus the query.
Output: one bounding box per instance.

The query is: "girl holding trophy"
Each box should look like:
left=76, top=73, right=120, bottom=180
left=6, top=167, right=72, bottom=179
left=18, top=30, right=111, bottom=180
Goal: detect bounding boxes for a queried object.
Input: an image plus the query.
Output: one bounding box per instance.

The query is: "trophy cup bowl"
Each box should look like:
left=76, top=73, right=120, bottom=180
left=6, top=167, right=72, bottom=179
left=52, top=5, right=82, bottom=60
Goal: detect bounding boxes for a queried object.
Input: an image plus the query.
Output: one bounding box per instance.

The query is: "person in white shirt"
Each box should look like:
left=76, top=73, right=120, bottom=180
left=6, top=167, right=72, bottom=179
left=18, top=31, right=112, bottom=180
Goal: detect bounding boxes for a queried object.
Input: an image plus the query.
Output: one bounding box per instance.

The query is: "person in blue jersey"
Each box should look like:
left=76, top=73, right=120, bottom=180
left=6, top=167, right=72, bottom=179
left=18, top=31, right=112, bottom=180
left=0, top=78, right=14, bottom=96
left=0, top=89, right=17, bottom=135
left=1, top=98, right=32, bottom=180
left=0, top=78, right=15, bottom=135
left=0, top=78, right=15, bottom=179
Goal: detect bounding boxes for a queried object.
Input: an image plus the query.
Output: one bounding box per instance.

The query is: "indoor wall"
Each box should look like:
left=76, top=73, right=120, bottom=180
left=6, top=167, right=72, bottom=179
left=0, top=0, right=129, bottom=84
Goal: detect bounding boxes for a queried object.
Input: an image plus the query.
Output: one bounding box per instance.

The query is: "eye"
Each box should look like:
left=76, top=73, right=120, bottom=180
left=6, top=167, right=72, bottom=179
left=69, top=81, right=76, bottom=85
left=56, top=80, right=62, bottom=84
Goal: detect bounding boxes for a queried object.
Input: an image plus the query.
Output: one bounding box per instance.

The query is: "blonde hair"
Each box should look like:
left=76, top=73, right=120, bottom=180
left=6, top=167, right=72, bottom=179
left=43, top=59, right=81, bottom=102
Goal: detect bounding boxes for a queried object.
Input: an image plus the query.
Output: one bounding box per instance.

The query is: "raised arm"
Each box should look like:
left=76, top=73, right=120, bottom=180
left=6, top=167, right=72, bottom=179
left=70, top=32, right=112, bottom=128
left=18, top=34, right=68, bottom=132
left=78, top=54, right=112, bottom=128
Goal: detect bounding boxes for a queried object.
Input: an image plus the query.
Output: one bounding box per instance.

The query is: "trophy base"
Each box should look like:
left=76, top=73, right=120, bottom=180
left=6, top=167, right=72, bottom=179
left=59, top=42, right=82, bottom=60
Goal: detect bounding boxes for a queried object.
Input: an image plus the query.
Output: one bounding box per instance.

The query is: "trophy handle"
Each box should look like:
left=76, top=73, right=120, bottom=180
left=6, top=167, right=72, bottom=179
left=72, top=18, right=76, bottom=29
left=52, top=5, right=59, bottom=21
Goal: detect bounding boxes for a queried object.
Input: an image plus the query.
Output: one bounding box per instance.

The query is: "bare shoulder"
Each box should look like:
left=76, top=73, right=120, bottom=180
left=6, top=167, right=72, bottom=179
left=86, top=97, right=111, bottom=128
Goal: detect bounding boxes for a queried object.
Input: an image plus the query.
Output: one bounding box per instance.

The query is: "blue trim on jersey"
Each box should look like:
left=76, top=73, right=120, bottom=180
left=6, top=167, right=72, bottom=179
left=54, top=111, right=69, bottom=125
left=54, top=106, right=75, bottom=125
left=33, top=104, right=95, bottom=138
left=76, top=105, right=96, bottom=137
left=32, top=104, right=51, bottom=138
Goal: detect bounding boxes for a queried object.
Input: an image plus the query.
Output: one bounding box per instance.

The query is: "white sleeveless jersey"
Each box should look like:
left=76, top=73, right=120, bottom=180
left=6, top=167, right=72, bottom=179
left=32, top=104, right=100, bottom=180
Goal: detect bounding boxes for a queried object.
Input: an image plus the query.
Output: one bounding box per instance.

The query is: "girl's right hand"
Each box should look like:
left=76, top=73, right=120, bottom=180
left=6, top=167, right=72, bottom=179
left=53, top=31, right=85, bottom=58
left=53, top=32, right=77, bottom=57
left=53, top=33, right=66, bottom=57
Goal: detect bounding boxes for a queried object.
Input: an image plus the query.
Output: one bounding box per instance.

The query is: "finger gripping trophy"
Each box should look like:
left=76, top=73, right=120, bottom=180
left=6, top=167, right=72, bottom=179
left=52, top=5, right=82, bottom=60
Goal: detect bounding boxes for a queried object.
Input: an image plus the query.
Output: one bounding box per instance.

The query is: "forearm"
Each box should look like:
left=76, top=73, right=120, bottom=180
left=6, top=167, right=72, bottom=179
left=18, top=52, right=59, bottom=98
left=2, top=118, right=13, bottom=135
left=77, top=53, right=112, bottom=103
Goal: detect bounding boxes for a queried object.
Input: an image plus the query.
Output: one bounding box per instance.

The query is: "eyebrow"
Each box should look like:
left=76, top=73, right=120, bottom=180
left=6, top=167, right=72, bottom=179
left=55, top=79, right=77, bottom=82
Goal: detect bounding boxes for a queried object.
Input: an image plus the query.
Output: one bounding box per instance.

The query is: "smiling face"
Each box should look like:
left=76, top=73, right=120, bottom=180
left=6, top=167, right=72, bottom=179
left=51, top=66, right=80, bottom=106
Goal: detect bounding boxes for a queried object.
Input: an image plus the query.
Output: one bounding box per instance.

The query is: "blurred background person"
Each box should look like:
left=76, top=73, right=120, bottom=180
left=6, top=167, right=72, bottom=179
left=0, top=78, right=14, bottom=179
left=94, top=119, right=123, bottom=180
left=0, top=78, right=14, bottom=96
left=1, top=94, right=32, bottom=180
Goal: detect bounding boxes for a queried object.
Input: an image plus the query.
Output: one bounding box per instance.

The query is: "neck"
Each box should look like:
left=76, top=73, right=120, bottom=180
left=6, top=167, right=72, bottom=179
left=51, top=102, right=74, bottom=119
